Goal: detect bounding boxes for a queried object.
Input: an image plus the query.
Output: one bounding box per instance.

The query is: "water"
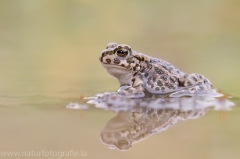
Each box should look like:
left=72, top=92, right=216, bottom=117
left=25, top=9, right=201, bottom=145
left=1, top=92, right=239, bottom=159
left=87, top=95, right=235, bottom=151
left=0, top=0, right=240, bottom=158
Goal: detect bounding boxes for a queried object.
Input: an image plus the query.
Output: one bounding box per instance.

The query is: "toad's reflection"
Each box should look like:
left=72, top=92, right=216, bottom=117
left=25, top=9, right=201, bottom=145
left=87, top=93, right=234, bottom=151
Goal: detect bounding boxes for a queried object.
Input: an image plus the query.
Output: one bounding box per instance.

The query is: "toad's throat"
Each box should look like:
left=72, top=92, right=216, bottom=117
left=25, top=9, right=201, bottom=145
left=101, top=63, right=133, bottom=86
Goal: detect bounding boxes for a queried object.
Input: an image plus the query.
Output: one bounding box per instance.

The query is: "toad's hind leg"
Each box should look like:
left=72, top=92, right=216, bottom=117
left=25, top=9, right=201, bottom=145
left=117, top=84, right=145, bottom=98
left=178, top=73, right=212, bottom=89
left=170, top=73, right=221, bottom=97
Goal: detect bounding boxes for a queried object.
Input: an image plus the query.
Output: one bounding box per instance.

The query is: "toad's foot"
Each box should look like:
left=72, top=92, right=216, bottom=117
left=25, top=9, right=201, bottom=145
left=170, top=86, right=223, bottom=98
left=117, top=84, right=145, bottom=98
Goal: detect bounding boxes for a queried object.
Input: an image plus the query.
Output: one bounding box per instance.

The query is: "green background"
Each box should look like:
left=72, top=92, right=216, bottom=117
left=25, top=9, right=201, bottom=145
left=1, top=0, right=240, bottom=98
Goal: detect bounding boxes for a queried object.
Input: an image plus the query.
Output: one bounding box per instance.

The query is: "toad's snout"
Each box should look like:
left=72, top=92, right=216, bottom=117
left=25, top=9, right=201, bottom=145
left=99, top=49, right=114, bottom=63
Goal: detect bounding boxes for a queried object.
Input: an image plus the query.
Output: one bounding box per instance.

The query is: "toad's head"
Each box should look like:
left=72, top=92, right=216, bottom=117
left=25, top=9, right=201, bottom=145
left=99, top=42, right=136, bottom=86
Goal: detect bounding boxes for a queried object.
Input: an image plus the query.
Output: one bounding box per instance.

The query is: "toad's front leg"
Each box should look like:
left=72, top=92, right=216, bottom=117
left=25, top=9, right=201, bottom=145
left=117, top=83, right=145, bottom=98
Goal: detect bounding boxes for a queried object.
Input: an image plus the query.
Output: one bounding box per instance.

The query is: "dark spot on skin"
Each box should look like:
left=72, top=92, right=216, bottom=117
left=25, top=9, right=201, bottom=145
left=155, top=87, right=160, bottom=91
left=161, top=75, right=168, bottom=81
left=147, top=63, right=152, bottom=69
left=184, top=74, right=189, bottom=78
left=204, top=79, right=208, bottom=83
left=114, top=58, right=120, bottom=64
left=102, top=52, right=107, bottom=57
left=161, top=87, right=165, bottom=91
left=169, top=76, right=176, bottom=83
left=192, top=76, right=198, bottom=82
left=134, top=55, right=142, bottom=61
left=162, top=65, right=168, bottom=71
left=152, top=77, right=156, bottom=82
left=140, top=67, right=145, bottom=73
left=133, top=72, right=138, bottom=76
left=196, top=74, right=203, bottom=79
left=168, top=67, right=173, bottom=73
left=178, top=79, right=184, bottom=87
left=148, top=76, right=152, bottom=81
left=144, top=73, right=149, bottom=78
left=157, top=110, right=163, bottom=114
left=155, top=67, right=164, bottom=75
left=165, top=83, right=174, bottom=89
left=126, top=57, right=133, bottom=64
left=151, top=84, right=154, bottom=88
left=141, top=57, right=144, bottom=61
left=157, top=80, right=163, bottom=86
left=133, top=67, right=136, bottom=71
left=106, top=59, right=111, bottom=63
left=100, top=52, right=107, bottom=62
left=131, top=78, right=135, bottom=83
left=165, top=83, right=170, bottom=88
left=121, top=64, right=125, bottom=67
left=147, top=80, right=151, bottom=85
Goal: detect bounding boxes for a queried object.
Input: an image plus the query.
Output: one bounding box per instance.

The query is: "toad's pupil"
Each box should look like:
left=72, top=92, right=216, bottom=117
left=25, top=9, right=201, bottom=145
left=117, top=50, right=128, bottom=57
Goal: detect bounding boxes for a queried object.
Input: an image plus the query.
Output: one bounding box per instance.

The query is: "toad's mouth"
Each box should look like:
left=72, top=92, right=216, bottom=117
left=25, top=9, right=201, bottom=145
left=101, top=63, right=131, bottom=70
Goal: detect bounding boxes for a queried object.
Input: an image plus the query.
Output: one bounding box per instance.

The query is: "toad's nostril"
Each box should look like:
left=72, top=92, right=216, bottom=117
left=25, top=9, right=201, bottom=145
left=106, top=59, right=111, bottom=63
left=113, top=58, right=120, bottom=64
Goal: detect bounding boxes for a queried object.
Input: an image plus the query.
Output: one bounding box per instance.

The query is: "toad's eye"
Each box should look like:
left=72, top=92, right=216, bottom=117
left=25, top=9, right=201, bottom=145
left=116, top=50, right=128, bottom=57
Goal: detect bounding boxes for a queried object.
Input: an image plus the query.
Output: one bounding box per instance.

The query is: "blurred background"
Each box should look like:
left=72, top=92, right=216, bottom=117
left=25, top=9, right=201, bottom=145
left=0, top=1, right=240, bottom=159
left=0, top=0, right=240, bottom=99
